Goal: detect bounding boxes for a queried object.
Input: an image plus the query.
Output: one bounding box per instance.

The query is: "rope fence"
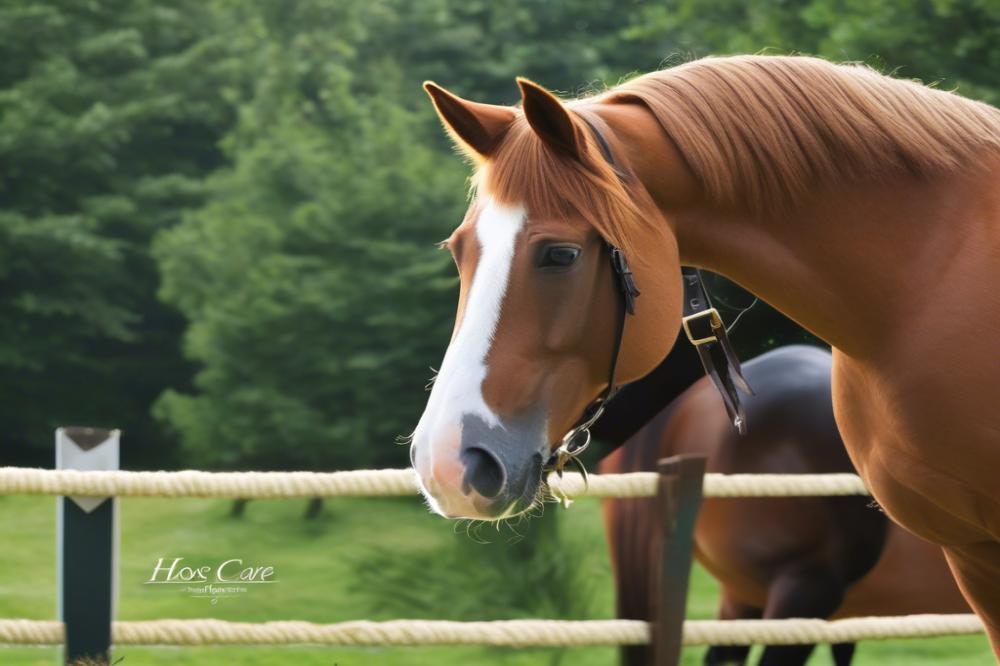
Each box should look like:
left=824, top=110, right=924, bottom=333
left=0, top=467, right=869, bottom=499
left=0, top=615, right=983, bottom=647
left=2, top=460, right=984, bottom=658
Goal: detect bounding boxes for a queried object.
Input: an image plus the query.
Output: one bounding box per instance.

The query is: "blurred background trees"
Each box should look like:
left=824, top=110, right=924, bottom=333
left=0, top=0, right=237, bottom=467
left=3, top=0, right=999, bottom=470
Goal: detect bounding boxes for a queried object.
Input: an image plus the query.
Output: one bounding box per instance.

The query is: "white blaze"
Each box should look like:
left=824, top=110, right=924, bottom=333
left=411, top=199, right=525, bottom=513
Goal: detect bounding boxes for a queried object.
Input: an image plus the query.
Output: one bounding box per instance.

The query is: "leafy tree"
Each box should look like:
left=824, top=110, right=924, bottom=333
left=154, top=1, right=465, bottom=469
left=0, top=1, right=239, bottom=467
left=7, top=0, right=1000, bottom=472
left=621, top=0, right=1000, bottom=103
left=152, top=0, right=688, bottom=470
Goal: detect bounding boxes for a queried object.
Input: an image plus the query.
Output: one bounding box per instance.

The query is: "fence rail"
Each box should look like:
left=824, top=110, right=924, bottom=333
left=0, top=467, right=869, bottom=499
left=1, top=430, right=983, bottom=665
left=0, top=615, right=983, bottom=647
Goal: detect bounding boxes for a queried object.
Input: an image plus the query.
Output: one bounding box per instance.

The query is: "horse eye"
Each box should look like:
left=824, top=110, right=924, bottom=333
left=540, top=245, right=581, bottom=268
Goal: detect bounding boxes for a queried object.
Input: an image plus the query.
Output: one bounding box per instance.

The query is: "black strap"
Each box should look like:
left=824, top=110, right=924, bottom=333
left=681, top=267, right=753, bottom=434
left=546, top=117, right=753, bottom=475
left=586, top=112, right=753, bottom=436
left=604, top=243, right=640, bottom=394
left=584, top=115, right=637, bottom=409
left=545, top=240, right=638, bottom=474
left=585, top=117, right=628, bottom=181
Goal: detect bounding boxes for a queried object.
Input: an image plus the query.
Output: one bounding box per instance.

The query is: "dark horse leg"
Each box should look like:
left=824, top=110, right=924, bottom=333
left=704, top=591, right=761, bottom=666
left=756, top=567, right=846, bottom=666
left=830, top=642, right=855, bottom=666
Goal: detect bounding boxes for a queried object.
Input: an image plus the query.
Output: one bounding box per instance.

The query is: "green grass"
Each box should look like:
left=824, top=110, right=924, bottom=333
left=0, top=493, right=992, bottom=665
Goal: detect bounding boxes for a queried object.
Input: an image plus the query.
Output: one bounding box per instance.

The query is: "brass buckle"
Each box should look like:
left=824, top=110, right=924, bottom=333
left=682, top=308, right=724, bottom=346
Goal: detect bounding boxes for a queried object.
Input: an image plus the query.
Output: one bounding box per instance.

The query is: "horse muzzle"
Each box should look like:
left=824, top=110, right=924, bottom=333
left=411, top=411, right=546, bottom=520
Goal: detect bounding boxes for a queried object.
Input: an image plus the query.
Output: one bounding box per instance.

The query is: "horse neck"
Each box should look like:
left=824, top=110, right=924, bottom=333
left=599, top=101, right=991, bottom=359
left=671, top=173, right=992, bottom=359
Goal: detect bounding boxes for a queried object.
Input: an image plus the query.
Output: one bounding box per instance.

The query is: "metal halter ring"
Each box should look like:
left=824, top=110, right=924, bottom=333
left=548, top=402, right=605, bottom=475
left=548, top=435, right=590, bottom=482
left=559, top=427, right=592, bottom=458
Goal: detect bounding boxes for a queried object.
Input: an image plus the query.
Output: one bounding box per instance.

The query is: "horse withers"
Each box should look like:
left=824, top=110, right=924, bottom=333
left=601, top=345, right=969, bottom=666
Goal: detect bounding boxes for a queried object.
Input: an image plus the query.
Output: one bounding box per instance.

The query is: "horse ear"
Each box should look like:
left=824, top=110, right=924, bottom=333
left=424, top=81, right=516, bottom=159
left=516, top=78, right=582, bottom=159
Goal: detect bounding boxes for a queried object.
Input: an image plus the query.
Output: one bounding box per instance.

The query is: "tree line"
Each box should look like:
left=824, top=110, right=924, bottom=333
left=3, top=0, right=998, bottom=470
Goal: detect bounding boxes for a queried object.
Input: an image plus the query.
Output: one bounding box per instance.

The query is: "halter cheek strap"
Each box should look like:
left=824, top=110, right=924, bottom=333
left=546, top=241, right=639, bottom=476
left=545, top=116, right=752, bottom=476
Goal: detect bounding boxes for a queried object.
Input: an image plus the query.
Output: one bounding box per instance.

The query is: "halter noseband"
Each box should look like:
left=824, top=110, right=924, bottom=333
left=545, top=116, right=752, bottom=477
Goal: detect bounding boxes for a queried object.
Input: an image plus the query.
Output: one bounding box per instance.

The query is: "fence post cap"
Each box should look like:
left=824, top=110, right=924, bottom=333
left=56, top=427, right=120, bottom=512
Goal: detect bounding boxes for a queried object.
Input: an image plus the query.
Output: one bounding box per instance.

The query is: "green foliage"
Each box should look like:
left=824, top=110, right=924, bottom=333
left=154, top=0, right=466, bottom=469
left=1, top=494, right=993, bottom=664
left=151, top=0, right=673, bottom=470
left=0, top=1, right=238, bottom=466
left=622, top=0, right=1000, bottom=104
left=351, top=512, right=601, bottom=622
left=4, top=0, right=1000, bottom=470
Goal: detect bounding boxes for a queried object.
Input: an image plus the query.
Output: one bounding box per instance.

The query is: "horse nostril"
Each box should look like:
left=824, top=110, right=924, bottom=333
left=460, top=446, right=506, bottom=499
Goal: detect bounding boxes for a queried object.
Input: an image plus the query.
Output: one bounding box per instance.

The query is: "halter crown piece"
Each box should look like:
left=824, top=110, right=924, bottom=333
left=544, top=117, right=753, bottom=480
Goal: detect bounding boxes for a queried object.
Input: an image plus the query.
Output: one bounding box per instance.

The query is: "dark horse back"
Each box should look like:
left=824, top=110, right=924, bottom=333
left=601, top=345, right=887, bottom=666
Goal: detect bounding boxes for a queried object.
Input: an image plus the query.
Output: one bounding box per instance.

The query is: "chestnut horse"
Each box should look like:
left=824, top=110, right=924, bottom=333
left=601, top=345, right=969, bottom=666
left=409, top=55, right=1000, bottom=654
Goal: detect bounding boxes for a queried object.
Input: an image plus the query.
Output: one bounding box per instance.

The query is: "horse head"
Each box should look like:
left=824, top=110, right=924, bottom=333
left=410, top=80, right=681, bottom=519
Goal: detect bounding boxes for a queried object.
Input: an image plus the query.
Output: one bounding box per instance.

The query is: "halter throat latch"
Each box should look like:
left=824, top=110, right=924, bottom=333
left=681, top=267, right=753, bottom=434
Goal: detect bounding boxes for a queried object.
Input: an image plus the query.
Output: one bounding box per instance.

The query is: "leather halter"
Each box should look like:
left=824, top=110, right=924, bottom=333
left=545, top=239, right=638, bottom=475
left=680, top=267, right=753, bottom=433
left=545, top=117, right=752, bottom=475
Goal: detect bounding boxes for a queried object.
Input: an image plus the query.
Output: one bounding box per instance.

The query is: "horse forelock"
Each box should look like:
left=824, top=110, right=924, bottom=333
left=476, top=113, right=654, bottom=257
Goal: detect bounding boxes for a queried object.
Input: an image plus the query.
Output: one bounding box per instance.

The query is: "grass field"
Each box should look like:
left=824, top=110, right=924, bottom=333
left=0, top=492, right=992, bottom=665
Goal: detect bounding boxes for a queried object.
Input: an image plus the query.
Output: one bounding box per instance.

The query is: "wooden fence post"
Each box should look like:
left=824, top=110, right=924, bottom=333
left=56, top=427, right=120, bottom=665
left=652, top=454, right=707, bottom=666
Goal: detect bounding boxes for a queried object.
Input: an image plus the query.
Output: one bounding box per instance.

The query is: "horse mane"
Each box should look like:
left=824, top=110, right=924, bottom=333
left=482, top=55, right=1000, bottom=232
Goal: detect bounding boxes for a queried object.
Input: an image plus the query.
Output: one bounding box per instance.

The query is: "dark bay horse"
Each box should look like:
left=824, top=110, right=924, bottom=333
left=600, top=345, right=969, bottom=666
left=410, top=55, right=1000, bottom=653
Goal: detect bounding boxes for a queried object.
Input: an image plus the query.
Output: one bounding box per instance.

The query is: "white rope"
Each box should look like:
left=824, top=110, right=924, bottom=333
left=0, top=468, right=418, bottom=499
left=112, top=619, right=649, bottom=647
left=0, top=615, right=982, bottom=647
left=0, top=619, right=62, bottom=645
left=0, top=467, right=868, bottom=499
left=549, top=472, right=869, bottom=498
left=682, top=614, right=984, bottom=645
